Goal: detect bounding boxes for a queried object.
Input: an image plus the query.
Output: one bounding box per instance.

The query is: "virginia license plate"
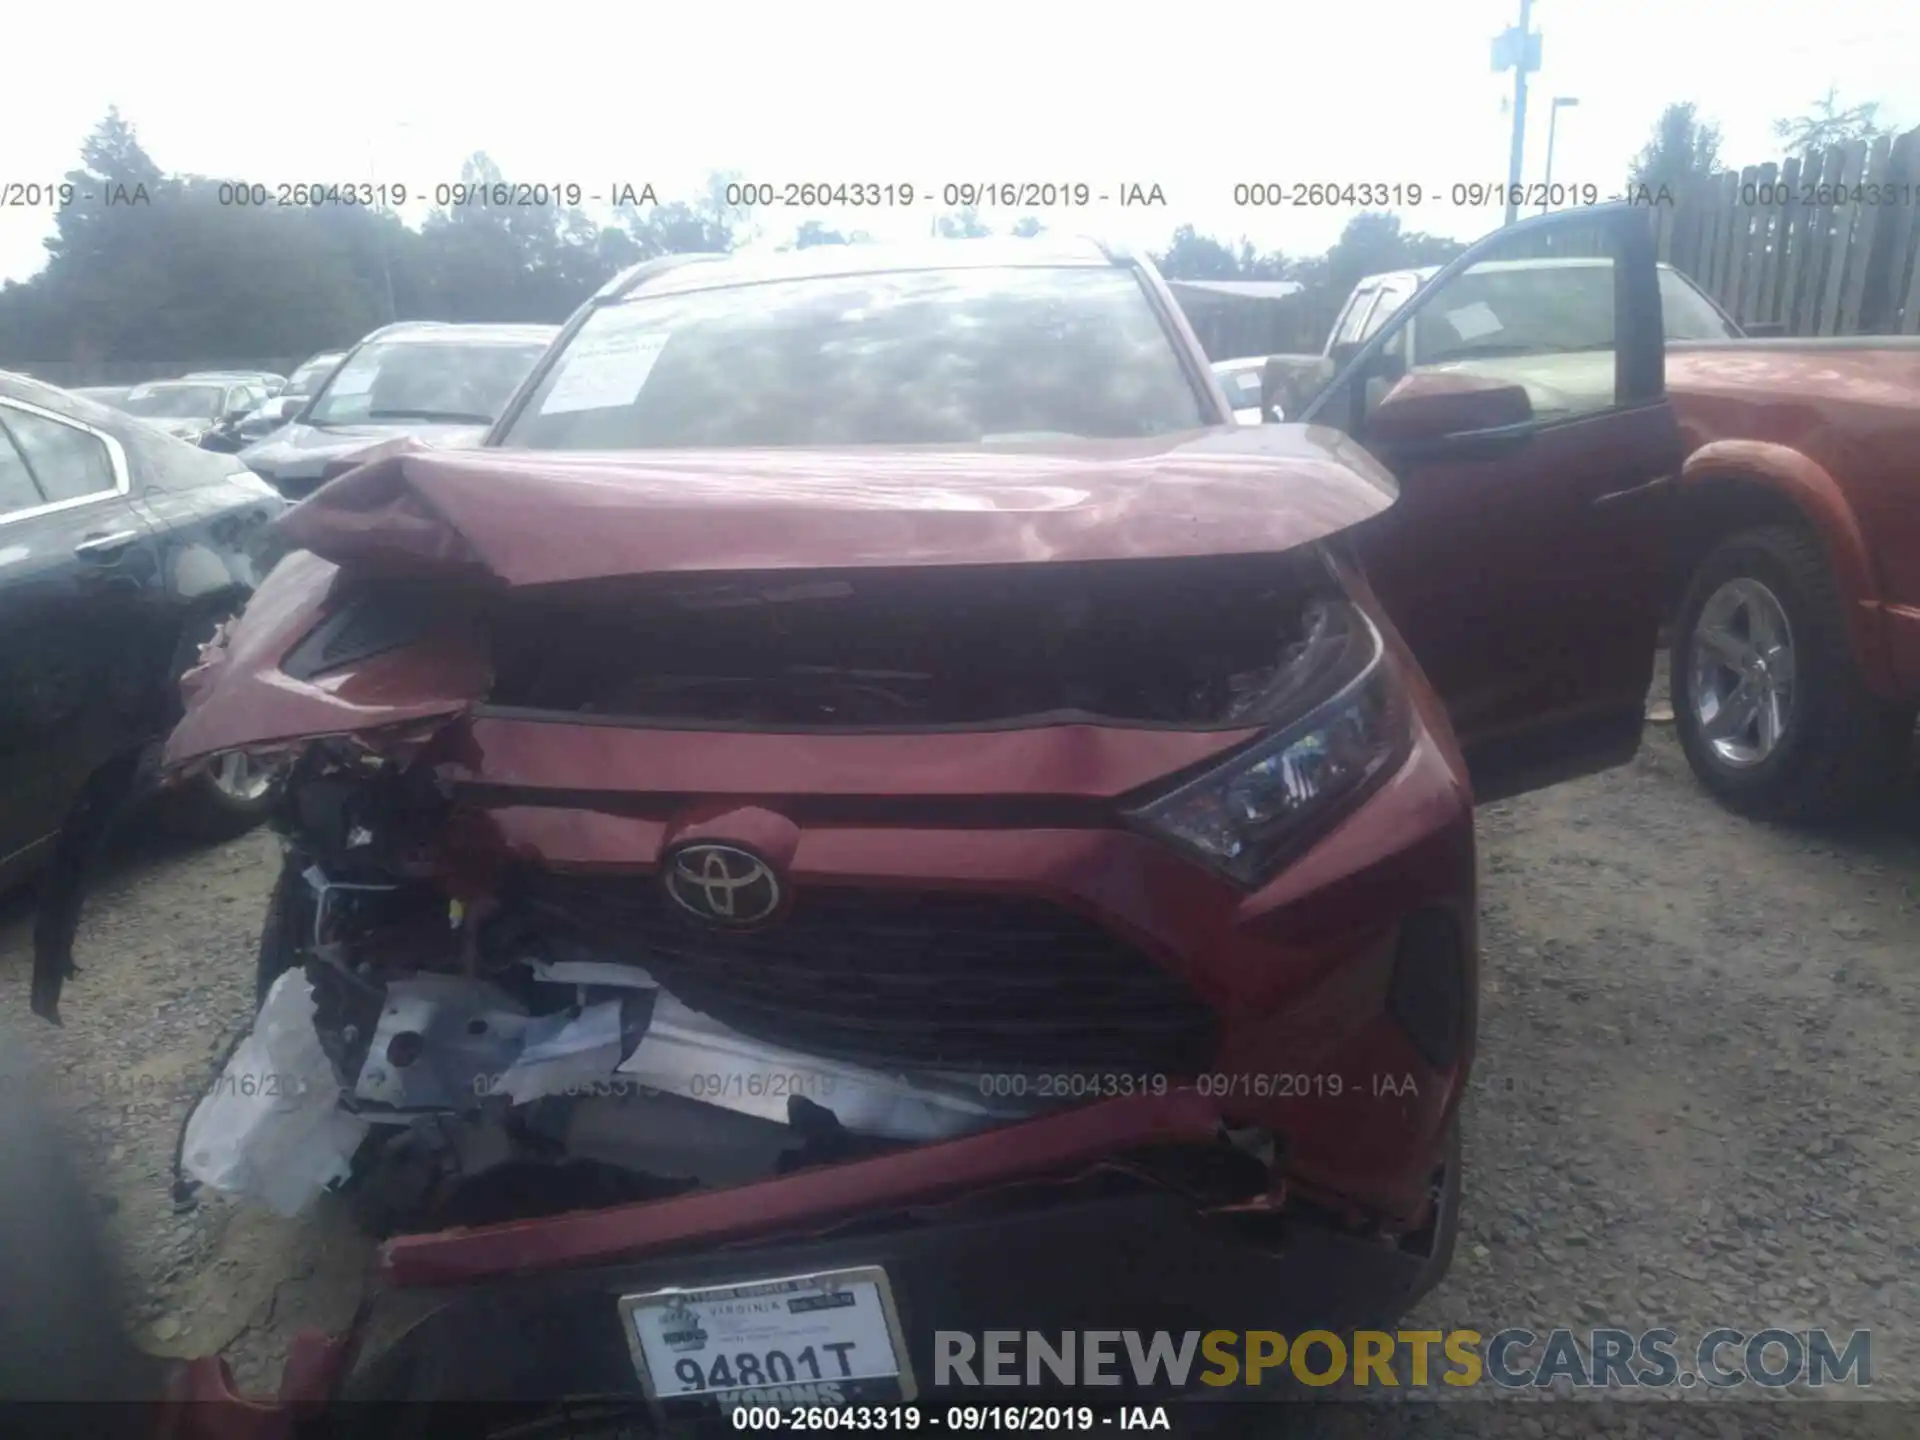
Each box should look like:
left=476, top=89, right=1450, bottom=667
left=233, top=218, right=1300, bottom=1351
left=619, top=1265, right=916, bottom=1411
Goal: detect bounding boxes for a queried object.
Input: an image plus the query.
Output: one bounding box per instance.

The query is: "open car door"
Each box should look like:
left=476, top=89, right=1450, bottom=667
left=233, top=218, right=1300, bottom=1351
left=1299, top=204, right=1679, bottom=804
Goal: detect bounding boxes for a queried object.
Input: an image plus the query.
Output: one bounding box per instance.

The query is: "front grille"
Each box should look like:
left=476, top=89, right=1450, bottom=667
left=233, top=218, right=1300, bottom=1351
left=507, top=872, right=1220, bottom=1073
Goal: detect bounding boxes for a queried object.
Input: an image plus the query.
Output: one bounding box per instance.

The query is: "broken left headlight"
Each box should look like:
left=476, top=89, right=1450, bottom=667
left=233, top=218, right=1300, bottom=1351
left=1124, top=600, right=1408, bottom=887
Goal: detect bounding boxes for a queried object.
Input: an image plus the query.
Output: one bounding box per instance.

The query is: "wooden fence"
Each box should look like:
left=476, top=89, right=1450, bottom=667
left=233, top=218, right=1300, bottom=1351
left=1657, top=125, right=1920, bottom=336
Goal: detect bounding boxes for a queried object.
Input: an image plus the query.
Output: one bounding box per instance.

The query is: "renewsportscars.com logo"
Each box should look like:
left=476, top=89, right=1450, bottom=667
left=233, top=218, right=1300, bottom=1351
left=933, top=1328, right=1873, bottom=1390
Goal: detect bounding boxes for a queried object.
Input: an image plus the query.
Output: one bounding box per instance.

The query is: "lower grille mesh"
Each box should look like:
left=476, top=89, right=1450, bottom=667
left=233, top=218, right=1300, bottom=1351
left=509, top=873, right=1219, bottom=1073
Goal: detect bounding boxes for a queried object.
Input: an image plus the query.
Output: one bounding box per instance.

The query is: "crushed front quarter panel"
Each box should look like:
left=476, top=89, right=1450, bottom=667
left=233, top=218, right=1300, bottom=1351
left=161, top=547, right=490, bottom=770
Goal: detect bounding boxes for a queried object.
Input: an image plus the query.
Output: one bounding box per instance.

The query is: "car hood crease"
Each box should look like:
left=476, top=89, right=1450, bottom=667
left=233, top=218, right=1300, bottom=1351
left=275, top=428, right=1399, bottom=585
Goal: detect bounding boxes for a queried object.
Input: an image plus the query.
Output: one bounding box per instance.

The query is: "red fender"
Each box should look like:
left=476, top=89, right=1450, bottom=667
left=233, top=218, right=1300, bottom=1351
left=1680, top=440, right=1899, bottom=698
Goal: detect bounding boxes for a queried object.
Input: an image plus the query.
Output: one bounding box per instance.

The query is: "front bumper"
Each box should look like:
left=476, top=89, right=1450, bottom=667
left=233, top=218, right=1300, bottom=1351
left=352, top=1190, right=1441, bottom=1404
left=449, top=695, right=1477, bottom=1225
left=155, top=671, right=1478, bottom=1436
left=156, top=1183, right=1449, bottom=1438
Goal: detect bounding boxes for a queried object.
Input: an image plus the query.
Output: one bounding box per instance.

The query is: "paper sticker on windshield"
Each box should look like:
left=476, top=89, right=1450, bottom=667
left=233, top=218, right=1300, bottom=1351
left=540, top=330, right=671, bottom=415
left=1442, top=301, right=1503, bottom=342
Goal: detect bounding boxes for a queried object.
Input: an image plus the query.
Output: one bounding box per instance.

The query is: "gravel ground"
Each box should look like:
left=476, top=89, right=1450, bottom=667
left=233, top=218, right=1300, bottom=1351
left=0, top=715, right=1914, bottom=1434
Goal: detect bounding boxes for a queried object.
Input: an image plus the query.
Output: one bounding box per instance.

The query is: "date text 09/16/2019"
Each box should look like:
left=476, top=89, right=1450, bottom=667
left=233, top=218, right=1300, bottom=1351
left=1228, top=181, right=1683, bottom=209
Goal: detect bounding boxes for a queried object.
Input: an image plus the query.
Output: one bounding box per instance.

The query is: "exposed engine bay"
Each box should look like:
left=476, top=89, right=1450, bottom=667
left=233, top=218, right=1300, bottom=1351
left=291, top=555, right=1319, bottom=730
left=176, top=583, right=1270, bottom=1228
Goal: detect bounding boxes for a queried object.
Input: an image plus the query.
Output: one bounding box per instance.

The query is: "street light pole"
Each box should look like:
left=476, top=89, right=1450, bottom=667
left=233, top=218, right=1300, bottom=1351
left=1542, top=96, right=1580, bottom=210
left=1494, top=0, right=1540, bottom=227
left=369, top=120, right=411, bottom=324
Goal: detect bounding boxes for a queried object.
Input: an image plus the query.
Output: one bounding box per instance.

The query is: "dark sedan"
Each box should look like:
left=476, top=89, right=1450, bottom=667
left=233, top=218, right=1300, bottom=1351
left=240, top=324, right=556, bottom=497
left=0, top=372, right=288, bottom=897
left=117, top=378, right=267, bottom=446
left=70, top=385, right=134, bottom=411
left=214, top=352, right=353, bottom=451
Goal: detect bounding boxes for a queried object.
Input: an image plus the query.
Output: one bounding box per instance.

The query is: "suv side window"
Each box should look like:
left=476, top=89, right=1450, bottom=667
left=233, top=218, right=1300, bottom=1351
left=0, top=423, right=44, bottom=517
left=0, top=404, right=120, bottom=504
left=1365, top=279, right=1416, bottom=365
left=1331, top=285, right=1382, bottom=349
left=1366, top=280, right=1414, bottom=340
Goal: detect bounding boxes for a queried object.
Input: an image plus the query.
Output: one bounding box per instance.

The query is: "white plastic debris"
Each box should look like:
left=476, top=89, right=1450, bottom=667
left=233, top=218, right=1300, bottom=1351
left=495, top=999, right=628, bottom=1103
left=181, top=970, right=370, bottom=1216
left=617, top=992, right=1020, bottom=1140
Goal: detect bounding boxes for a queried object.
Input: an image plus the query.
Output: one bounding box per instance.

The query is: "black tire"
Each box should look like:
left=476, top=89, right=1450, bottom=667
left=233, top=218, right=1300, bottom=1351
left=152, top=608, right=280, bottom=844
left=158, top=762, right=280, bottom=844
left=1671, top=524, right=1915, bottom=822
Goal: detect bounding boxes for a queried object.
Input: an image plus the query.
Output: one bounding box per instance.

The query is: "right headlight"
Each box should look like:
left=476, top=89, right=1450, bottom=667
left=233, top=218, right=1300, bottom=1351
left=1123, top=599, right=1409, bottom=888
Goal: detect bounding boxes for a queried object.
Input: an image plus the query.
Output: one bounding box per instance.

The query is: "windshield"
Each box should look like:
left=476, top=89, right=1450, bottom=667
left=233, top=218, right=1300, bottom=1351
left=305, top=340, right=547, bottom=426
left=121, top=384, right=224, bottom=419
left=1658, top=268, right=1743, bottom=340
left=500, top=266, right=1210, bottom=450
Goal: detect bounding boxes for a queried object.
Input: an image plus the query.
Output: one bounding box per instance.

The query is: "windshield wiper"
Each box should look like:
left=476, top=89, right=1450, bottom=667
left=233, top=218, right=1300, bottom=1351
left=365, top=409, right=496, bottom=424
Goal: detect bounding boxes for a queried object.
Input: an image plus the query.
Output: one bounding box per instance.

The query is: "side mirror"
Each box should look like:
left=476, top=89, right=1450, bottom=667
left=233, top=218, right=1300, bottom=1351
left=1259, top=356, right=1337, bottom=425
left=245, top=398, right=300, bottom=431
left=1362, top=372, right=1533, bottom=445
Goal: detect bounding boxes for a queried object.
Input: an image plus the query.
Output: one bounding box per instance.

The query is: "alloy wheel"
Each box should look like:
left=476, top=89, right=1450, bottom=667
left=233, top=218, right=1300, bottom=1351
left=1688, top=577, right=1797, bottom=768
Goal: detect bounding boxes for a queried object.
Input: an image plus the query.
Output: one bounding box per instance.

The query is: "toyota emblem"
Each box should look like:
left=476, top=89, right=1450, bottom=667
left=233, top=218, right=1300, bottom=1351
left=663, top=844, right=782, bottom=926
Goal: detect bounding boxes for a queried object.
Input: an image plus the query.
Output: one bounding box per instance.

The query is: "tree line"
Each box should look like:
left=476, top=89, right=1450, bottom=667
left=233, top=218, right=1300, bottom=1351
left=0, top=94, right=1893, bottom=370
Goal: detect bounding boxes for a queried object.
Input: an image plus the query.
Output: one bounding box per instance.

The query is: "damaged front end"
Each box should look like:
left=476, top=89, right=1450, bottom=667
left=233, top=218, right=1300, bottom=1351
left=159, top=433, right=1418, bottom=1237
left=181, top=726, right=1101, bottom=1228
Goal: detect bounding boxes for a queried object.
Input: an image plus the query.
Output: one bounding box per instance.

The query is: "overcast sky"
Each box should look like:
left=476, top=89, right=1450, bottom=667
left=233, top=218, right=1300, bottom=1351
left=0, top=0, right=1911, bottom=284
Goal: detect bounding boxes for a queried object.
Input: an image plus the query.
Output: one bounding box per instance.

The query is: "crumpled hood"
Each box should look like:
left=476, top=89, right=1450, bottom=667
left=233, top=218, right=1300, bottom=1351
left=164, top=425, right=1398, bottom=769
left=275, top=425, right=1399, bottom=585
left=239, top=419, right=491, bottom=490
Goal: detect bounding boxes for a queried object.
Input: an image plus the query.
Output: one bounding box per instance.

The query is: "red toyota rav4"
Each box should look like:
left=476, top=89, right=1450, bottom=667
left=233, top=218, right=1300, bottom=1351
left=150, top=206, right=1676, bottom=1422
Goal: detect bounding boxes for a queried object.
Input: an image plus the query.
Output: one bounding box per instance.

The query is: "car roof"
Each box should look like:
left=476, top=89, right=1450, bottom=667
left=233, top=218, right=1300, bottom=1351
left=0, top=371, right=86, bottom=405
left=1369, top=257, right=1684, bottom=288
left=603, top=235, right=1127, bottom=302
left=355, top=321, right=560, bottom=346
left=0, top=372, right=160, bottom=437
